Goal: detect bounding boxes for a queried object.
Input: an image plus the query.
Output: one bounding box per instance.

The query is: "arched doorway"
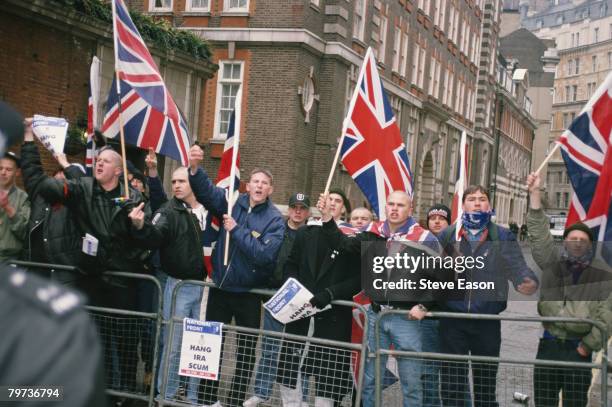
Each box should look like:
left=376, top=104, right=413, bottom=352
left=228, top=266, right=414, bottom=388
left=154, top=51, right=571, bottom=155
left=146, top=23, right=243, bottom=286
left=416, top=151, right=435, bottom=221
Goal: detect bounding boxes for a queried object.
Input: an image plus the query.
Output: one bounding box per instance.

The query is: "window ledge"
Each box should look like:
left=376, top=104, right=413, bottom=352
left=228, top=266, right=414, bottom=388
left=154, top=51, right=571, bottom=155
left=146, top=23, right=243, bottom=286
left=148, top=10, right=173, bottom=15
left=221, top=11, right=250, bottom=16
left=210, top=138, right=226, bottom=145
left=183, top=11, right=211, bottom=16
left=352, top=37, right=367, bottom=48
left=309, top=2, right=321, bottom=12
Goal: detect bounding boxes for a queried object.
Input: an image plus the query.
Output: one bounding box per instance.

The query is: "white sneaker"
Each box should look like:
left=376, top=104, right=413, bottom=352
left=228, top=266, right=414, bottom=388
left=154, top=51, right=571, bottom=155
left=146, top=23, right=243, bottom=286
left=243, top=395, right=268, bottom=407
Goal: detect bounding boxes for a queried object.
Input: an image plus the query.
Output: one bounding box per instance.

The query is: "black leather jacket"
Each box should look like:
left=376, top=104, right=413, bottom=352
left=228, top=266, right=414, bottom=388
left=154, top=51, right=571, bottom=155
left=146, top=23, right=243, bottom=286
left=142, top=197, right=205, bottom=280
left=21, top=142, right=85, bottom=280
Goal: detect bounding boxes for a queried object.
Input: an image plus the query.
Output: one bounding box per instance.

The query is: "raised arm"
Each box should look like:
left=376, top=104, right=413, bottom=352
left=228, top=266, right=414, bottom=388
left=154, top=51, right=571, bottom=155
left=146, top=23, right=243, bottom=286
left=187, top=145, right=228, bottom=216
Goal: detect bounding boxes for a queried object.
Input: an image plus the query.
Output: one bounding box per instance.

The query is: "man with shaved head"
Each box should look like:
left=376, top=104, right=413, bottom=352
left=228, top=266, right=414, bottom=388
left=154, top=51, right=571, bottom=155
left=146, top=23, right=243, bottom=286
left=318, top=190, right=442, bottom=407
left=21, top=126, right=155, bottom=395
left=131, top=165, right=208, bottom=403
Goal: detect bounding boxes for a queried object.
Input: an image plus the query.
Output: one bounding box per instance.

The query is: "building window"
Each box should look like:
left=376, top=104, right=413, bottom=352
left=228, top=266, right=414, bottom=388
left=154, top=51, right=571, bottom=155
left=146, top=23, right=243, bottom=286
left=594, top=27, right=599, bottom=43
left=214, top=61, right=243, bottom=139
left=556, top=192, right=561, bottom=208
left=575, top=58, right=580, bottom=74
left=378, top=14, right=388, bottom=63
left=567, top=59, right=574, bottom=76
left=536, top=19, right=543, bottom=29
left=187, top=0, right=209, bottom=11
left=592, top=55, right=598, bottom=72
left=563, top=113, right=569, bottom=128
left=392, top=26, right=401, bottom=73
left=576, top=32, right=580, bottom=46
left=608, top=51, right=612, bottom=68
left=572, top=85, right=577, bottom=101
left=400, top=31, right=409, bottom=76
left=353, top=0, right=367, bottom=41
left=224, top=0, right=248, bottom=12
left=563, top=192, right=569, bottom=208
left=556, top=15, right=564, bottom=25
left=150, top=0, right=172, bottom=11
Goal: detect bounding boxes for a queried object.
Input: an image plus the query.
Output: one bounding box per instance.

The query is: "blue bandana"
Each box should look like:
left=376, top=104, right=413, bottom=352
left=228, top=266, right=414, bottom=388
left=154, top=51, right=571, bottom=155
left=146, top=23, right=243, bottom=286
left=461, top=210, right=495, bottom=231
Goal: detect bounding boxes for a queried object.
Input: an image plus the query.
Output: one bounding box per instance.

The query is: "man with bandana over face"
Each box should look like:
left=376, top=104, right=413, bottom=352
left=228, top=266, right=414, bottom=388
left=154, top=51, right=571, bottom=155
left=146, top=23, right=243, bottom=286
left=527, top=172, right=612, bottom=407
left=437, top=185, right=538, bottom=407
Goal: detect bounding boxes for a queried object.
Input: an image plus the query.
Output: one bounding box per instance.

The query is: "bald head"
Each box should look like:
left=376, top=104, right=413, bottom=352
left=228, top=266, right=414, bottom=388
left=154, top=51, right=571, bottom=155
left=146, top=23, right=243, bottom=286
left=95, top=149, right=123, bottom=189
left=385, top=191, right=412, bottom=230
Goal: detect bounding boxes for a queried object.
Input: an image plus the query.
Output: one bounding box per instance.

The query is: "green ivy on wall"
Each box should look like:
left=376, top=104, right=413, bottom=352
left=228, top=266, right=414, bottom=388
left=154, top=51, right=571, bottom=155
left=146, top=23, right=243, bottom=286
left=55, top=0, right=211, bottom=60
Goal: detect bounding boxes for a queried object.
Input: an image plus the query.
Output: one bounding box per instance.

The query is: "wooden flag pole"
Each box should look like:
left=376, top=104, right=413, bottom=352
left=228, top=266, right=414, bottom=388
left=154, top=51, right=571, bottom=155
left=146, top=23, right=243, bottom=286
left=534, top=142, right=561, bottom=175
left=115, top=71, right=130, bottom=199
left=224, top=87, right=242, bottom=266
left=111, top=0, right=130, bottom=199
left=323, top=47, right=373, bottom=195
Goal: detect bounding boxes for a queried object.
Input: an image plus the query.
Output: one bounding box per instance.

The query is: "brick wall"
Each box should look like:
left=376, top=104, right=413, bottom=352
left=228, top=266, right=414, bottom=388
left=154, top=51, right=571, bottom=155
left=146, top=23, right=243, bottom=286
left=0, top=11, right=95, bottom=183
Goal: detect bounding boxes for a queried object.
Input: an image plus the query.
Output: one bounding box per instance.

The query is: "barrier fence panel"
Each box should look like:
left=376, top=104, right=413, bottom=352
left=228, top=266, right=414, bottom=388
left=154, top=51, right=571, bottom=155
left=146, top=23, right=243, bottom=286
left=372, top=310, right=609, bottom=407
left=85, top=271, right=164, bottom=406
left=8, top=262, right=165, bottom=405
left=158, top=280, right=370, bottom=407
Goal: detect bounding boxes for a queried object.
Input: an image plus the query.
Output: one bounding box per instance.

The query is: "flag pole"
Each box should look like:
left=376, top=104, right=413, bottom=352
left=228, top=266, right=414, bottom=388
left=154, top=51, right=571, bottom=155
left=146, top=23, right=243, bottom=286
left=224, top=87, right=242, bottom=266
left=111, top=0, right=130, bottom=199
left=323, top=47, right=374, bottom=194
left=534, top=142, right=560, bottom=175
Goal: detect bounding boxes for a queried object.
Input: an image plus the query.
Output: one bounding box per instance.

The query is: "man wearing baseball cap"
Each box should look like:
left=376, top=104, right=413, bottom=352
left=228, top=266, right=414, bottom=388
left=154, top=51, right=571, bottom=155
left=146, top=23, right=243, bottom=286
left=245, top=192, right=311, bottom=407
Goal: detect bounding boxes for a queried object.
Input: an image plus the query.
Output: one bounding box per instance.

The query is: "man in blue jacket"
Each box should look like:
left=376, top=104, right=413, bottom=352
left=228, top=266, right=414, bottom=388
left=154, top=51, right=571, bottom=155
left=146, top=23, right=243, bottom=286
left=437, top=185, right=538, bottom=406
left=188, top=145, right=285, bottom=407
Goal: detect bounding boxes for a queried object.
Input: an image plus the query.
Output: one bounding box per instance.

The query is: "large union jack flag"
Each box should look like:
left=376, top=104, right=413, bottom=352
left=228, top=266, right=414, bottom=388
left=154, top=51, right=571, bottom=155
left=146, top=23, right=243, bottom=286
left=101, top=0, right=190, bottom=165
left=340, top=48, right=413, bottom=220
left=202, top=110, right=241, bottom=276
left=559, top=71, right=612, bottom=263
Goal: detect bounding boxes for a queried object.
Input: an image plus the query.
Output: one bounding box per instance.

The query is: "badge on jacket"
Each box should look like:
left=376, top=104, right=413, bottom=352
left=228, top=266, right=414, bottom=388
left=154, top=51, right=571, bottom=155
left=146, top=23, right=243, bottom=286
left=251, top=230, right=261, bottom=238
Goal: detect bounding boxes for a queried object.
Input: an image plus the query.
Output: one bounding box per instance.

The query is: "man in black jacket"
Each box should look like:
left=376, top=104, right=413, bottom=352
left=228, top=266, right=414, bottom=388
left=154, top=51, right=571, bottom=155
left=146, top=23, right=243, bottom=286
left=131, top=166, right=208, bottom=404
left=21, top=127, right=155, bottom=394
left=276, top=189, right=360, bottom=407
left=20, top=134, right=86, bottom=286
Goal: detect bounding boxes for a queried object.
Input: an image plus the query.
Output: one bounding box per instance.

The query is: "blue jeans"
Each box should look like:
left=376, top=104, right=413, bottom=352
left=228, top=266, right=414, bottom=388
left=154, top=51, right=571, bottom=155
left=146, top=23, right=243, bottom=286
left=253, top=310, right=309, bottom=400
left=253, top=310, right=285, bottom=399
left=421, top=319, right=441, bottom=407
left=362, top=308, right=423, bottom=407
left=157, top=276, right=203, bottom=403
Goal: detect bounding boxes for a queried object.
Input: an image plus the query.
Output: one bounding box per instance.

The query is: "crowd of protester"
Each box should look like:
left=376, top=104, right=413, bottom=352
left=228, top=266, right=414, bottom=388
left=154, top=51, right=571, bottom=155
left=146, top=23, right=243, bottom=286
left=1, top=114, right=611, bottom=407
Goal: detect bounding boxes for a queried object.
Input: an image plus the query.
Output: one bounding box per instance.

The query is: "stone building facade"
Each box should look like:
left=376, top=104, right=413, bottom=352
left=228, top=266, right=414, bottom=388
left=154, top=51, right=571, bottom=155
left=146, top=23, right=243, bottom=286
left=140, top=0, right=487, bottom=219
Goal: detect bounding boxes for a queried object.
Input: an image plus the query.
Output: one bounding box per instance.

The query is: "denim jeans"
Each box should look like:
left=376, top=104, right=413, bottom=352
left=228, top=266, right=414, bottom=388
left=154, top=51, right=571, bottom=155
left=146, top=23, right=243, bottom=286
left=362, top=308, right=423, bottom=407
left=253, top=309, right=309, bottom=400
left=157, top=276, right=204, bottom=403
left=253, top=309, right=285, bottom=399
left=421, top=319, right=441, bottom=407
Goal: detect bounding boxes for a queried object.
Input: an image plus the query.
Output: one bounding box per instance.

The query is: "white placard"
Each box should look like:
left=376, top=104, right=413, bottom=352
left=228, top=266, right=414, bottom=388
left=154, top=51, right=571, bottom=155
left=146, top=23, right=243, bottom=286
left=264, top=278, right=331, bottom=324
left=178, top=318, right=223, bottom=380
left=32, top=115, right=69, bottom=155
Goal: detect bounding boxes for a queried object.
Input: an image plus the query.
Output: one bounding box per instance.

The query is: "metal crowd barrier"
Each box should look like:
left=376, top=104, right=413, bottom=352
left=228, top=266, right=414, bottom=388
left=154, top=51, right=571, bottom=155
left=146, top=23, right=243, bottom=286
left=372, top=309, right=609, bottom=407
left=9, top=261, right=164, bottom=406
left=157, top=280, right=370, bottom=407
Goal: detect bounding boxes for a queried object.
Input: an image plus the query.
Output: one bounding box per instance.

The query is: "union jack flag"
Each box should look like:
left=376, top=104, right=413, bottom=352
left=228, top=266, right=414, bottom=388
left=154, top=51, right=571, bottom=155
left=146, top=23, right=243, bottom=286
left=202, top=110, right=241, bottom=276
left=101, top=0, right=191, bottom=165
left=559, top=71, right=612, bottom=263
left=340, top=47, right=413, bottom=220
left=451, top=131, right=469, bottom=240
left=86, top=56, right=101, bottom=176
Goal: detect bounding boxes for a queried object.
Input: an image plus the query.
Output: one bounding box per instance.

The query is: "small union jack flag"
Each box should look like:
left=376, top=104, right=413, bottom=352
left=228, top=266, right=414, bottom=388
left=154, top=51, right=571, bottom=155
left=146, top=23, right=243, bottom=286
left=560, top=71, right=612, bottom=263
left=101, top=0, right=191, bottom=165
left=340, top=48, right=413, bottom=220
left=202, top=110, right=241, bottom=276
left=451, top=131, right=469, bottom=240
left=86, top=56, right=101, bottom=176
